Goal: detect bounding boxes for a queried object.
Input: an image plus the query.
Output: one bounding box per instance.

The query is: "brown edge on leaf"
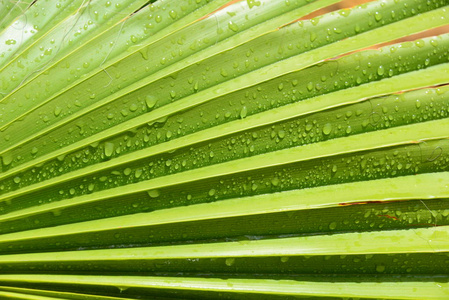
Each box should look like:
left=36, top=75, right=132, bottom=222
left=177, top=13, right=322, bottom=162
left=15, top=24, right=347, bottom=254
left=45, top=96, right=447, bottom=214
left=323, top=24, right=449, bottom=62
left=377, top=214, right=399, bottom=220
left=338, top=200, right=396, bottom=206
left=280, top=0, right=375, bottom=29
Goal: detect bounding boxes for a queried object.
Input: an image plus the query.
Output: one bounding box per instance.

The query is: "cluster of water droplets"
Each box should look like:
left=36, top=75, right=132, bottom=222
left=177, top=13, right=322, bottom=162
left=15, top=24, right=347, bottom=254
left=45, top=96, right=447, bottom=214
left=2, top=0, right=447, bottom=176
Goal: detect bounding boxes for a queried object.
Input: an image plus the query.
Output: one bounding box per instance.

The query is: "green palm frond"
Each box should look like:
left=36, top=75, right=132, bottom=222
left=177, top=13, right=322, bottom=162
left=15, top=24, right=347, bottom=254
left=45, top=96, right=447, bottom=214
left=0, top=0, right=448, bottom=299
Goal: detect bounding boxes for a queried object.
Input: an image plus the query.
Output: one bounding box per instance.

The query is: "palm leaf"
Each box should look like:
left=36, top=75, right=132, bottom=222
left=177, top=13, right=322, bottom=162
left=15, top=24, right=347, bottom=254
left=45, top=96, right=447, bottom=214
left=0, top=0, right=448, bottom=299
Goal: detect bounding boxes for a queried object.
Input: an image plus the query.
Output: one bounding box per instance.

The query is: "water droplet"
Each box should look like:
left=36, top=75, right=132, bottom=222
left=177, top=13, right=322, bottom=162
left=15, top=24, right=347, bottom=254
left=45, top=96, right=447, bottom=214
left=208, top=189, right=216, bottom=196
left=278, top=130, right=285, bottom=139
left=54, top=106, right=62, bottom=116
left=228, top=21, right=239, bottom=32
left=415, top=99, right=421, bottom=109
left=278, top=83, right=284, bottom=91
left=338, top=9, right=350, bottom=17
left=13, top=176, right=21, bottom=184
left=310, top=17, right=319, bottom=26
left=124, top=168, right=132, bottom=176
left=52, top=209, right=62, bottom=216
left=104, top=142, right=115, bottom=157
left=377, top=65, right=385, bottom=76
left=1, top=153, right=12, bottom=166
left=307, top=82, right=313, bottom=91
left=140, top=48, right=149, bottom=60
left=251, top=183, right=258, bottom=191
left=376, top=265, right=385, bottom=272
left=346, top=126, right=352, bottom=134
left=129, top=103, right=138, bottom=112
left=225, top=258, right=235, bottom=266
left=430, top=39, right=438, bottom=47
left=374, top=11, right=382, bottom=21
left=220, top=68, right=228, bottom=77
left=240, top=106, right=248, bottom=119
left=329, top=222, right=337, bottom=230
left=145, top=95, right=157, bottom=109
left=247, top=0, right=261, bottom=9
left=322, top=123, right=332, bottom=135
left=169, top=10, right=177, bottom=19
left=147, top=189, right=160, bottom=198
left=415, top=39, right=425, bottom=48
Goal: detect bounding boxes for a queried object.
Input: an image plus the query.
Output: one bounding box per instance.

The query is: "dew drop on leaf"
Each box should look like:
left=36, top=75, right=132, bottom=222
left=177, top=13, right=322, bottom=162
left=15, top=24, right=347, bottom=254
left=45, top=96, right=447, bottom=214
left=145, top=95, right=157, bottom=109
left=124, top=168, right=132, bottom=176
left=240, top=106, right=248, bottom=119
left=247, top=0, right=261, bottom=9
left=374, top=11, right=382, bottom=21
left=280, top=257, right=289, bottom=263
left=54, top=106, right=62, bottom=116
left=104, top=142, right=115, bottom=157
left=169, top=10, right=177, bottom=19
left=377, top=65, right=385, bottom=76
left=228, top=21, right=239, bottom=32
left=147, top=189, right=160, bottom=198
left=225, top=258, right=235, bottom=266
left=376, top=265, right=386, bottom=272
left=1, top=153, right=13, bottom=166
left=322, top=123, right=332, bottom=135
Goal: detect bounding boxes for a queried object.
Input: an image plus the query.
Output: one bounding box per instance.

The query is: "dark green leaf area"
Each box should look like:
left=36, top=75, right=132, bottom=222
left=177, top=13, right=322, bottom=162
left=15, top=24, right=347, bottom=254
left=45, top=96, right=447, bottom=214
left=1, top=252, right=448, bottom=276
left=0, top=199, right=447, bottom=253
left=1, top=134, right=448, bottom=231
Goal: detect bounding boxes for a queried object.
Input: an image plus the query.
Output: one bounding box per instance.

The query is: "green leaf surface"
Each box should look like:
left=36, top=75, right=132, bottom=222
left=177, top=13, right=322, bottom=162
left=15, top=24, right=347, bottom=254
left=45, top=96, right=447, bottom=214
left=0, top=275, right=448, bottom=299
left=0, top=0, right=33, bottom=32
left=0, top=0, right=86, bottom=67
left=0, top=286, right=141, bottom=300
left=0, top=0, right=449, bottom=299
